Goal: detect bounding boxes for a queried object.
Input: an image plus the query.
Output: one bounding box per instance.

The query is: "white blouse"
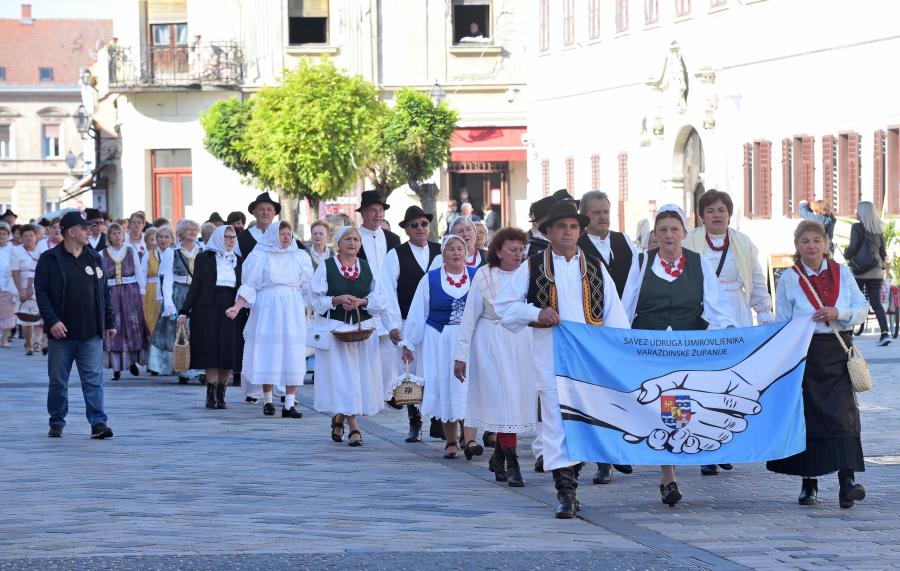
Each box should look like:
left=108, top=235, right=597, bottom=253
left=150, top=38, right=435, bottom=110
left=775, top=260, right=868, bottom=334
left=214, top=253, right=237, bottom=288
left=238, top=248, right=314, bottom=307
left=400, top=267, right=472, bottom=353
left=309, top=258, right=387, bottom=321
left=703, top=233, right=774, bottom=322
left=453, top=266, right=514, bottom=363
left=0, top=244, right=15, bottom=294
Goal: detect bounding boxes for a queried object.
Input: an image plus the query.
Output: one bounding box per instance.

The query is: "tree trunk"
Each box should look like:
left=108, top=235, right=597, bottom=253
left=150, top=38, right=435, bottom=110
left=411, top=180, right=440, bottom=241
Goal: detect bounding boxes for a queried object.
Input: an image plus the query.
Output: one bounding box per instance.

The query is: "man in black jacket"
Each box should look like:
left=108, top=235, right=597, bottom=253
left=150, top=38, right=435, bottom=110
left=35, top=212, right=116, bottom=439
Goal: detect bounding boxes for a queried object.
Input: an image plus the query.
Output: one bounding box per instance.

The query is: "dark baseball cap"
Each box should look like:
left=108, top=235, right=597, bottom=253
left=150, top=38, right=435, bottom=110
left=60, top=211, right=93, bottom=232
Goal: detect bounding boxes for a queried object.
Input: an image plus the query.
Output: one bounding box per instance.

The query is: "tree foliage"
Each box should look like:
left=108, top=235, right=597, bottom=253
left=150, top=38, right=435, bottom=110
left=200, top=97, right=257, bottom=180
left=243, top=59, right=382, bottom=201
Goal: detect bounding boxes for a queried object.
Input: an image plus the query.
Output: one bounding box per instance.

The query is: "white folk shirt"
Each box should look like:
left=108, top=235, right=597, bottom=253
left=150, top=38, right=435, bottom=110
left=358, top=225, right=388, bottom=276
left=775, top=259, right=868, bottom=334
left=587, top=231, right=636, bottom=264
left=493, top=248, right=630, bottom=391
left=702, top=233, right=774, bottom=325
left=88, top=234, right=103, bottom=249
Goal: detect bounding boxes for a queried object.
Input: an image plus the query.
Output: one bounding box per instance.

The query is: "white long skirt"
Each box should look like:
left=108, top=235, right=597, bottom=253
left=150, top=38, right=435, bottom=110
left=380, top=334, right=400, bottom=400
left=723, top=285, right=753, bottom=327
left=465, top=319, right=536, bottom=433
left=314, top=318, right=384, bottom=416
left=242, top=285, right=307, bottom=392
left=420, top=323, right=468, bottom=422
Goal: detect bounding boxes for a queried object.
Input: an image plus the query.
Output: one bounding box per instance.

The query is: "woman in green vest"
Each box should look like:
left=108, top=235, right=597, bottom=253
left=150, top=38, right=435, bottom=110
left=309, top=225, right=388, bottom=447
left=622, top=204, right=736, bottom=506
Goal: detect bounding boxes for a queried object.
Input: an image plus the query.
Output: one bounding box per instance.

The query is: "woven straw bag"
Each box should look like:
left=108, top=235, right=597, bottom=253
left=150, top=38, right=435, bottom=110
left=331, top=307, right=375, bottom=343
left=796, top=268, right=872, bottom=393
left=391, top=363, right=424, bottom=406
left=172, top=322, right=191, bottom=372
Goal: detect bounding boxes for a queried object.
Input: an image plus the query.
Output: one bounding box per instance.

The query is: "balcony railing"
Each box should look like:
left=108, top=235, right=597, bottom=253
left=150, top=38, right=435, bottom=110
left=108, top=42, right=243, bottom=89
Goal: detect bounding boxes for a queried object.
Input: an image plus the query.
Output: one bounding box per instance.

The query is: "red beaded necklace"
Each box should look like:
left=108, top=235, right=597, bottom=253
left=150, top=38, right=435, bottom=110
left=338, top=257, right=359, bottom=281
left=465, top=252, right=478, bottom=266
left=705, top=232, right=729, bottom=252
left=659, top=254, right=687, bottom=278
left=446, top=271, right=468, bottom=288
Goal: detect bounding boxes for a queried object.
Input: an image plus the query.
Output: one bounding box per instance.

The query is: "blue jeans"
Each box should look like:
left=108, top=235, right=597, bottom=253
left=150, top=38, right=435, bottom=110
left=47, top=336, right=107, bottom=428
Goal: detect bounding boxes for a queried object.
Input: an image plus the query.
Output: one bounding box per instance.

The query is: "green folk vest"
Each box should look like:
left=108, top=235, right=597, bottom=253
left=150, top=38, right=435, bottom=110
left=323, top=257, right=374, bottom=324
left=632, top=249, right=708, bottom=331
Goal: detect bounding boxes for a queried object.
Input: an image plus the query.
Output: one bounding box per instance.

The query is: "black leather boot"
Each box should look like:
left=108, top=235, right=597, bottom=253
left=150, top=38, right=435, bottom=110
left=592, top=463, right=612, bottom=484
left=504, top=447, right=524, bottom=487
left=700, top=464, right=719, bottom=475
left=798, top=478, right=818, bottom=505
left=205, top=384, right=216, bottom=409
left=215, top=383, right=227, bottom=409
left=488, top=445, right=507, bottom=482
left=838, top=470, right=865, bottom=508
left=429, top=417, right=445, bottom=440
left=660, top=481, right=682, bottom=506
left=406, top=405, right=422, bottom=443
left=552, top=467, right=578, bottom=519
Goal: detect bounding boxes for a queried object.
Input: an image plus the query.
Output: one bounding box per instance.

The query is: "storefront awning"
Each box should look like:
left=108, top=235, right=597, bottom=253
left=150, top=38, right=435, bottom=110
left=450, top=127, right=527, bottom=162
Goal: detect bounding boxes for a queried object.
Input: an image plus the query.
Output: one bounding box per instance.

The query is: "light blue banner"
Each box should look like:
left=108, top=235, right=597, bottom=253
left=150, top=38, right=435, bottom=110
left=554, top=319, right=815, bottom=465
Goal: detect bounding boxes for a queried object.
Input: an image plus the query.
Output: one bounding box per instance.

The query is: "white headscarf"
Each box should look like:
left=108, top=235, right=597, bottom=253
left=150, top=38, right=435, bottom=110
left=205, top=225, right=237, bottom=267
left=257, top=222, right=298, bottom=254
left=334, top=225, right=360, bottom=246
left=441, top=234, right=469, bottom=257
left=655, top=203, right=687, bottom=229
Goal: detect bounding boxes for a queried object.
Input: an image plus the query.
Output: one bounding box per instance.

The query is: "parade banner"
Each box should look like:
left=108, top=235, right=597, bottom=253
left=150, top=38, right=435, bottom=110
left=555, top=318, right=815, bottom=465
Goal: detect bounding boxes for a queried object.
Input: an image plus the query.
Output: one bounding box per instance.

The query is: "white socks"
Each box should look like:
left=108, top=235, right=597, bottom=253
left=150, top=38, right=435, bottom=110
left=284, top=394, right=295, bottom=409
left=263, top=391, right=273, bottom=405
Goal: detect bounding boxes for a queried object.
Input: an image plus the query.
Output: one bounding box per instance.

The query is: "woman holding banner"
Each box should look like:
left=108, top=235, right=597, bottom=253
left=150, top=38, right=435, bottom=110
left=683, top=189, right=774, bottom=476
left=767, top=220, right=868, bottom=508
left=622, top=204, right=735, bottom=506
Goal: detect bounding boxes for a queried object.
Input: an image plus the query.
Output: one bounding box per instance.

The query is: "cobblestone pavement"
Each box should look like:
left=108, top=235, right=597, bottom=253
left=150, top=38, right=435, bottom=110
left=0, top=332, right=898, bottom=570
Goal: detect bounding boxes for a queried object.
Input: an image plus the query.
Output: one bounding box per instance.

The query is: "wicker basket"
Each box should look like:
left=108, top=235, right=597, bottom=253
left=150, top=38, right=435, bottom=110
left=331, top=307, right=375, bottom=343
left=172, top=322, right=191, bottom=372
left=528, top=320, right=552, bottom=328
left=392, top=365, right=424, bottom=405
left=15, top=299, right=41, bottom=323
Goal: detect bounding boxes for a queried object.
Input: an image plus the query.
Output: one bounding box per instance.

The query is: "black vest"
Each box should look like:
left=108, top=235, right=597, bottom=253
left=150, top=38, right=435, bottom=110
left=632, top=249, right=707, bottom=331
left=527, top=231, right=550, bottom=256
left=358, top=228, right=401, bottom=262
left=577, top=231, right=633, bottom=298
left=396, top=241, right=441, bottom=319
left=525, top=249, right=605, bottom=326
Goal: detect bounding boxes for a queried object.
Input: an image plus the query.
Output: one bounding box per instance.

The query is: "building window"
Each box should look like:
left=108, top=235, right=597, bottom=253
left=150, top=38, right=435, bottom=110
left=565, top=157, right=575, bottom=193
left=288, top=0, right=329, bottom=45
left=591, top=154, right=600, bottom=188
left=838, top=132, right=861, bottom=217
left=874, top=130, right=886, bottom=214
left=42, top=124, right=61, bottom=158
left=563, top=0, right=575, bottom=47
left=744, top=141, right=772, bottom=219
left=710, top=0, right=727, bottom=7
left=541, top=159, right=550, bottom=196
left=793, top=135, right=815, bottom=215
left=588, top=0, right=601, bottom=40
left=42, top=187, right=59, bottom=213
left=616, top=0, right=629, bottom=33
left=618, top=152, right=628, bottom=229
left=152, top=149, right=193, bottom=222
left=887, top=128, right=900, bottom=216
left=782, top=138, right=792, bottom=217
left=0, top=125, right=9, bottom=159
left=539, top=0, right=550, bottom=52
left=0, top=67, right=5, bottom=81
left=675, top=0, right=691, bottom=17
left=822, top=135, right=837, bottom=214
left=453, top=1, right=491, bottom=44
left=644, top=0, right=659, bottom=25
left=39, top=67, right=53, bottom=81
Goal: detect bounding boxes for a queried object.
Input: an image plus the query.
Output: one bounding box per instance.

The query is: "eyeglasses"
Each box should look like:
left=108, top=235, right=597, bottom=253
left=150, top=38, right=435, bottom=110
left=408, top=221, right=429, bottom=229
left=223, top=235, right=236, bottom=240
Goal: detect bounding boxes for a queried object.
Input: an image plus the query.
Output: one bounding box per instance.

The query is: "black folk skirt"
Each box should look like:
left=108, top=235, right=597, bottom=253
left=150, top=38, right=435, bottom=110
left=189, top=286, right=241, bottom=371
left=767, top=331, right=865, bottom=477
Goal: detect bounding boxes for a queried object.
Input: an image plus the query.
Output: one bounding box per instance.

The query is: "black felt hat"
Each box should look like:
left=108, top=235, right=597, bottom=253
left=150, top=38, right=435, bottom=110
left=247, top=192, right=281, bottom=215
left=399, top=205, right=433, bottom=229
left=529, top=196, right=558, bottom=223
left=356, top=190, right=390, bottom=212
left=538, top=201, right=589, bottom=234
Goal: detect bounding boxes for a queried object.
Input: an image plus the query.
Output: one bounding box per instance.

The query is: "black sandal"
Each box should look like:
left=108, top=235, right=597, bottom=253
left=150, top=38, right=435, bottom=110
left=331, top=416, right=344, bottom=443
left=444, top=442, right=458, bottom=459
left=348, top=429, right=363, bottom=447
left=463, top=440, right=484, bottom=461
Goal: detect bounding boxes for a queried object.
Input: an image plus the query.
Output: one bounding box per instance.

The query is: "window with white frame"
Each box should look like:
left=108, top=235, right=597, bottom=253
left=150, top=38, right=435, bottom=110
left=453, top=0, right=491, bottom=44
left=0, top=125, right=10, bottom=158
left=42, top=124, right=61, bottom=159
left=42, top=186, right=60, bottom=213
left=288, top=0, right=328, bottom=45
left=644, top=0, right=659, bottom=25
left=39, top=67, right=53, bottom=81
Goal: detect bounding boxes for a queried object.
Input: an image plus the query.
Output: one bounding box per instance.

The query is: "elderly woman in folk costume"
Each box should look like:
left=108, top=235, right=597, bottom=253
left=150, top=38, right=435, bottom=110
left=227, top=221, right=313, bottom=418
left=621, top=204, right=736, bottom=506
left=0, top=222, right=17, bottom=348
left=101, top=223, right=149, bottom=380
left=682, top=188, right=774, bottom=477
left=453, top=227, right=535, bottom=486
left=402, top=234, right=480, bottom=459
left=150, top=219, right=203, bottom=382
left=309, top=225, right=387, bottom=447
left=178, top=225, right=244, bottom=410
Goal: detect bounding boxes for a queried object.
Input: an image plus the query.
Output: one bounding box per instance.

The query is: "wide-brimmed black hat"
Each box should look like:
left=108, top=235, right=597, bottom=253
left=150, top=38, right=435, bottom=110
left=538, top=201, right=589, bottom=234
left=247, top=192, right=281, bottom=215
left=529, top=196, right=558, bottom=223
left=356, top=190, right=390, bottom=212
left=399, top=205, right=433, bottom=229
left=1, top=209, right=16, bottom=219
left=553, top=188, right=580, bottom=208
left=84, top=208, right=103, bottom=221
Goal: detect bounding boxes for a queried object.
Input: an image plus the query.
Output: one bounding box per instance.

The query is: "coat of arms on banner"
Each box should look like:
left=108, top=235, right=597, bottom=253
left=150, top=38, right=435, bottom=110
left=661, top=395, right=692, bottom=429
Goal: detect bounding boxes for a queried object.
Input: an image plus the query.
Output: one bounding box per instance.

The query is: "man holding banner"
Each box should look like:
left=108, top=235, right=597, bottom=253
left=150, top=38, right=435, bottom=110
left=494, top=200, right=630, bottom=519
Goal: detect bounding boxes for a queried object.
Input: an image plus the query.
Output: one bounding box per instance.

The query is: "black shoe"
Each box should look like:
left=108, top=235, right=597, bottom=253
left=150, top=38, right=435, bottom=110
left=42, top=346, right=48, bottom=356
left=613, top=464, right=633, bottom=474
left=215, top=384, right=227, bottom=409
left=463, top=440, right=484, bottom=461
left=263, top=403, right=276, bottom=416
left=331, top=416, right=344, bottom=443
left=48, top=425, right=63, bottom=438
left=838, top=470, right=866, bottom=508
left=444, top=442, right=458, bottom=459
left=534, top=455, right=544, bottom=473
left=198, top=374, right=206, bottom=385
left=488, top=446, right=508, bottom=482
left=798, top=478, right=818, bottom=506
left=232, top=372, right=241, bottom=386
left=25, top=350, right=33, bottom=356
left=504, top=447, right=524, bottom=487
left=429, top=417, right=445, bottom=440
left=552, top=467, right=578, bottom=519
left=112, top=370, right=121, bottom=380
left=149, top=370, right=159, bottom=376
left=245, top=396, right=258, bottom=404
left=482, top=431, right=496, bottom=449
left=348, top=429, right=363, bottom=447
left=386, top=396, right=403, bottom=410
left=205, top=384, right=217, bottom=409
left=592, top=463, right=613, bottom=485
left=700, top=464, right=719, bottom=475
left=660, top=481, right=682, bottom=506
left=90, top=423, right=114, bottom=439
left=281, top=406, right=303, bottom=418
left=718, top=463, right=733, bottom=471
left=405, top=422, right=422, bottom=443
left=178, top=376, right=189, bottom=385
left=129, top=363, right=140, bottom=377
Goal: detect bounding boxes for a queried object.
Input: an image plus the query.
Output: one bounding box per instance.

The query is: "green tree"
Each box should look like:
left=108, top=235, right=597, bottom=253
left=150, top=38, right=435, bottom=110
left=200, top=97, right=257, bottom=180
left=243, top=59, right=382, bottom=207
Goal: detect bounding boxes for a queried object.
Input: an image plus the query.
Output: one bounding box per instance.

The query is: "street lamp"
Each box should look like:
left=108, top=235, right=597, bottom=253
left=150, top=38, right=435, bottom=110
left=73, top=104, right=91, bottom=137
left=65, top=150, right=78, bottom=170
left=429, top=80, right=445, bottom=105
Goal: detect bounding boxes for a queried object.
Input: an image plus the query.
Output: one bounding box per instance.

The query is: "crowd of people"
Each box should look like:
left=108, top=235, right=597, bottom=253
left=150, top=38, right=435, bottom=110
left=0, top=184, right=888, bottom=517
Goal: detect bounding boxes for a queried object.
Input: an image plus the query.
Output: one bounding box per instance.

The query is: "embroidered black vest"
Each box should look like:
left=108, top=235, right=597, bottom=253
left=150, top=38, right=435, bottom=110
left=525, top=248, right=605, bottom=326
